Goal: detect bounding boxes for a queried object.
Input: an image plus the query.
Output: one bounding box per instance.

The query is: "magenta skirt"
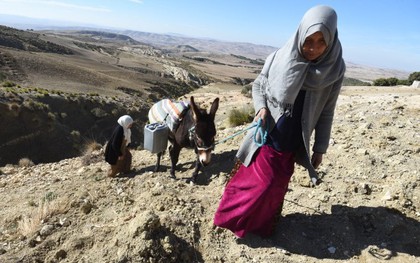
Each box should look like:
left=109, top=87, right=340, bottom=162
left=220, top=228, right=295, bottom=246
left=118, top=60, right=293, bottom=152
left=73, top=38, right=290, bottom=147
left=214, top=145, right=294, bottom=238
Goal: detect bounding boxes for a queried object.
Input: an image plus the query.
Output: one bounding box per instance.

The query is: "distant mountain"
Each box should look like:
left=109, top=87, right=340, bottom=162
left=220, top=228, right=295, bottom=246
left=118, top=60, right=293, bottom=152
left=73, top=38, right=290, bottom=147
left=118, top=30, right=276, bottom=60
left=345, top=61, right=410, bottom=82
left=0, top=14, right=411, bottom=81
left=116, top=31, right=411, bottom=81
left=75, top=30, right=142, bottom=45
left=0, top=14, right=276, bottom=59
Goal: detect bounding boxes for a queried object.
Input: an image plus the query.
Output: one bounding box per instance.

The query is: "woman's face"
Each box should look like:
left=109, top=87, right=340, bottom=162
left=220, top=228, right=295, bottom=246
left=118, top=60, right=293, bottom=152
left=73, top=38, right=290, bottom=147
left=301, top=31, right=327, bottom=61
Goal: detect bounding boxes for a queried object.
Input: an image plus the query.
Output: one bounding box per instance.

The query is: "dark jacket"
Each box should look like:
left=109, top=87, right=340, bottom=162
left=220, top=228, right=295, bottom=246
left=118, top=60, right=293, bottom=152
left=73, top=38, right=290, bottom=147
left=104, top=125, right=124, bottom=165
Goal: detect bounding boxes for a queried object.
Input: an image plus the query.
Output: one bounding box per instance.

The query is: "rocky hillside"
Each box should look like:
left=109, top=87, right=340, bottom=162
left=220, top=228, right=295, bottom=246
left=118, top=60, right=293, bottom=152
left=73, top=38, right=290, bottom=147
left=0, top=83, right=151, bottom=166
left=0, top=85, right=419, bottom=263
left=0, top=25, right=260, bottom=166
left=0, top=25, right=217, bottom=97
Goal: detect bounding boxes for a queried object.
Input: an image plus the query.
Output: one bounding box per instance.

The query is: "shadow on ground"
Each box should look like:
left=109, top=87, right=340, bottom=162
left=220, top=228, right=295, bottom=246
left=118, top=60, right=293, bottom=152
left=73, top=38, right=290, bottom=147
left=241, top=205, right=420, bottom=260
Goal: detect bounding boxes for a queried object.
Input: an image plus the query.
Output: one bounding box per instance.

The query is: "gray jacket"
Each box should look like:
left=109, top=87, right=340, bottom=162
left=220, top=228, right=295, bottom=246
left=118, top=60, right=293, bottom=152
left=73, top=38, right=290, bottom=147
left=236, top=73, right=344, bottom=184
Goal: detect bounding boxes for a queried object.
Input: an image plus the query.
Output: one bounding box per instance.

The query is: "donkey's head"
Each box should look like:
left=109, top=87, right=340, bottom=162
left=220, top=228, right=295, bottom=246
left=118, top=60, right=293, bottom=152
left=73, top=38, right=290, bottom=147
left=190, top=96, right=219, bottom=166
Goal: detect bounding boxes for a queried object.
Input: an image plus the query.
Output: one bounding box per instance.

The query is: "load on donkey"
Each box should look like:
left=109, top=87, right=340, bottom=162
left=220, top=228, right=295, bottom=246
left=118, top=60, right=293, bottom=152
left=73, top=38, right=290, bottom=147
left=145, top=96, right=219, bottom=183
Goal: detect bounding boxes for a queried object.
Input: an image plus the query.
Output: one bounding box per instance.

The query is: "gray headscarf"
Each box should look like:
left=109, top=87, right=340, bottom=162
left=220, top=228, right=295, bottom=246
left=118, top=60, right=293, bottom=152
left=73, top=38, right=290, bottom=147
left=261, top=5, right=345, bottom=114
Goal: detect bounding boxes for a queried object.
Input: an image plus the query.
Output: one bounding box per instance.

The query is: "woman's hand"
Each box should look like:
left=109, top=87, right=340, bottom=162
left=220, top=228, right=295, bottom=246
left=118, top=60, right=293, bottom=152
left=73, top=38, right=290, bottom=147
left=311, top=152, right=323, bottom=169
left=254, top=107, right=268, bottom=127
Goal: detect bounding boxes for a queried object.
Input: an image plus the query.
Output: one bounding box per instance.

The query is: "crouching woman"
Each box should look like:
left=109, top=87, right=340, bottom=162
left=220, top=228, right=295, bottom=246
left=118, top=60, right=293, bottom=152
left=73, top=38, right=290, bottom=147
left=104, top=115, right=134, bottom=177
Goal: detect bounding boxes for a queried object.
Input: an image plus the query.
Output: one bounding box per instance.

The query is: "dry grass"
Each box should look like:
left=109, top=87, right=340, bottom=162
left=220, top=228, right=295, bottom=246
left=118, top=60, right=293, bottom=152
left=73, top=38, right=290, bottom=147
left=18, top=197, right=70, bottom=237
left=18, top=158, right=34, bottom=167
left=81, top=140, right=103, bottom=166
left=83, top=140, right=102, bottom=153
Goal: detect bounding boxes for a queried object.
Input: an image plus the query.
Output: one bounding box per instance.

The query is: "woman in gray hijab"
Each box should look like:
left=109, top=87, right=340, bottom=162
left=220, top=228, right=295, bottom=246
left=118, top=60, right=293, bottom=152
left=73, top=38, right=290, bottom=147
left=214, top=5, right=346, bottom=238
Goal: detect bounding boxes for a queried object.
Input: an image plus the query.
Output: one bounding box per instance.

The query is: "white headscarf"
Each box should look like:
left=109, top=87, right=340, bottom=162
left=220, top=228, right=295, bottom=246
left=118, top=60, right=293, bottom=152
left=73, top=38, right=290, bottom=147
left=117, top=115, right=133, bottom=145
left=261, top=5, right=345, bottom=114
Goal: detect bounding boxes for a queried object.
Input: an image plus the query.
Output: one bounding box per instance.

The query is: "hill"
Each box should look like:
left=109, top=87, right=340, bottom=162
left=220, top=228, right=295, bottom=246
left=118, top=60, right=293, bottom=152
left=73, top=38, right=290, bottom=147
left=0, top=25, right=263, bottom=166
left=0, top=85, right=419, bottom=262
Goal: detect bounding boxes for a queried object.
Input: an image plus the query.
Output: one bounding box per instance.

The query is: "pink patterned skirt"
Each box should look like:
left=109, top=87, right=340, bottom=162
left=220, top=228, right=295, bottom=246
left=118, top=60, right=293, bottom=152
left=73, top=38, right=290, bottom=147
left=214, top=145, right=294, bottom=238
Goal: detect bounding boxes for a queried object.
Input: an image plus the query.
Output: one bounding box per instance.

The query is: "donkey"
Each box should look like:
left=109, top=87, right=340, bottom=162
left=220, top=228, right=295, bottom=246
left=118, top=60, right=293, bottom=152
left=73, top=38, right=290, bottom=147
left=150, top=96, right=219, bottom=183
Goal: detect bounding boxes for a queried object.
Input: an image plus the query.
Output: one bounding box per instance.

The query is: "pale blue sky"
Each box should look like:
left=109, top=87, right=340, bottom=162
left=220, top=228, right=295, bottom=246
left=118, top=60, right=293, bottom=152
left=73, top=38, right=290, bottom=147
left=0, top=0, right=419, bottom=72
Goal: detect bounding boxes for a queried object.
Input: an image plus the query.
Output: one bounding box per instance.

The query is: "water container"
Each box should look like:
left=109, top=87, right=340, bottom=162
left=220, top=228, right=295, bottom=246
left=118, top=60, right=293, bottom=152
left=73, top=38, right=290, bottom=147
left=144, top=122, right=169, bottom=153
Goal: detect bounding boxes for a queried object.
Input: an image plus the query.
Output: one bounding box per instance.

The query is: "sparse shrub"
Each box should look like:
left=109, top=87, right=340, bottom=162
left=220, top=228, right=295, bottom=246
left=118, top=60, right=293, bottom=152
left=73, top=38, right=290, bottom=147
left=30, top=101, right=49, bottom=111
left=8, top=102, right=20, bottom=112
left=70, top=130, right=80, bottom=137
left=51, top=90, right=63, bottom=96
left=18, top=197, right=70, bottom=237
left=28, top=200, right=37, bottom=207
left=241, top=84, right=252, bottom=97
left=2, top=81, right=16, bottom=87
left=81, top=140, right=103, bottom=166
left=44, top=191, right=57, bottom=202
left=47, top=112, right=56, bottom=120
left=84, top=140, right=102, bottom=154
left=23, top=99, right=35, bottom=110
left=0, top=72, right=6, bottom=81
left=37, top=89, right=50, bottom=96
left=5, top=87, right=17, bottom=94
left=18, top=158, right=34, bottom=167
left=20, top=87, right=30, bottom=93
left=228, top=106, right=255, bottom=127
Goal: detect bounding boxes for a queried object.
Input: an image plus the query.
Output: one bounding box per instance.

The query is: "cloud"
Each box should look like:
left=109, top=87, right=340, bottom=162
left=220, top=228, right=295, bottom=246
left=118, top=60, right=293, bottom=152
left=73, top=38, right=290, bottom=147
left=129, top=0, right=143, bottom=3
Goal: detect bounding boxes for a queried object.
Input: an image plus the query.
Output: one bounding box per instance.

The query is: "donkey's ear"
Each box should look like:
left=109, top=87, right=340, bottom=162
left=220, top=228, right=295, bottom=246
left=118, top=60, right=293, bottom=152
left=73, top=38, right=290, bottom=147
left=190, top=96, right=200, bottom=122
left=209, top=97, right=219, bottom=120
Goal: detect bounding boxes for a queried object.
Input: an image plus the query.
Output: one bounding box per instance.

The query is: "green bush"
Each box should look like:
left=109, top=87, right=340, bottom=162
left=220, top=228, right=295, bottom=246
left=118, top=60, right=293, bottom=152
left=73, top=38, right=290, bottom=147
left=408, top=72, right=420, bottom=82
left=0, top=72, right=6, bottom=81
left=343, top=77, right=371, bottom=86
left=374, top=77, right=399, bottom=86
left=228, top=107, right=255, bottom=127
left=397, top=79, right=411, bottom=85
left=373, top=71, right=420, bottom=86
left=2, top=81, right=16, bottom=87
left=241, top=84, right=252, bottom=97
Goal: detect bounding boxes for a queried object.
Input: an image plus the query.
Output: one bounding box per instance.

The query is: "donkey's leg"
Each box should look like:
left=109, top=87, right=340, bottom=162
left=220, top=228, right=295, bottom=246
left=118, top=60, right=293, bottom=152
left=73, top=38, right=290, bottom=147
left=191, top=157, right=202, bottom=183
left=154, top=152, right=162, bottom=172
left=169, top=144, right=181, bottom=179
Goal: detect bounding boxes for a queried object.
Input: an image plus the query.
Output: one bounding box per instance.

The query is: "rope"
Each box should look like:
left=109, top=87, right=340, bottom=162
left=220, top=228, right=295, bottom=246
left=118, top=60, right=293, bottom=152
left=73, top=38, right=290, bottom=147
left=215, top=118, right=267, bottom=146
left=253, top=118, right=268, bottom=147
